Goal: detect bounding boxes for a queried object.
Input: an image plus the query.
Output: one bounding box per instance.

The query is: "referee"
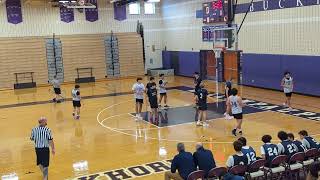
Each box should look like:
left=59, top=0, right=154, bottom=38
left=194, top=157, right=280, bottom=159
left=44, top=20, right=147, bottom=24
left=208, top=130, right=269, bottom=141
left=30, top=117, right=55, bottom=180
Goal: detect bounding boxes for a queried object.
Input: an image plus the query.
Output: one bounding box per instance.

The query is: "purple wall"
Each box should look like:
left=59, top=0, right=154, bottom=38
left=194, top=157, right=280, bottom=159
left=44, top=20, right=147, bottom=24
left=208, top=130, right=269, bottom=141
left=178, top=52, right=200, bottom=77
left=242, top=54, right=320, bottom=96
left=162, top=51, right=171, bottom=69
left=162, top=51, right=200, bottom=77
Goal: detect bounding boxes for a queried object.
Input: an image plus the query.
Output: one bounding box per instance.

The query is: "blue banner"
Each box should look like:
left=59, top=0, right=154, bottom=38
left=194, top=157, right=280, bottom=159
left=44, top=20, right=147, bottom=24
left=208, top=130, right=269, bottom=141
left=114, top=3, right=127, bottom=21
left=85, top=0, right=99, bottom=22
left=6, top=0, right=23, bottom=24
left=202, top=26, right=210, bottom=41
left=60, top=7, right=74, bottom=23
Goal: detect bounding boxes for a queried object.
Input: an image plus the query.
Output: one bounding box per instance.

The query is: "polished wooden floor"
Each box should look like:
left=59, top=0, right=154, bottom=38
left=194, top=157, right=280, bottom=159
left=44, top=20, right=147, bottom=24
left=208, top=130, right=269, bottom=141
left=0, top=76, right=319, bottom=180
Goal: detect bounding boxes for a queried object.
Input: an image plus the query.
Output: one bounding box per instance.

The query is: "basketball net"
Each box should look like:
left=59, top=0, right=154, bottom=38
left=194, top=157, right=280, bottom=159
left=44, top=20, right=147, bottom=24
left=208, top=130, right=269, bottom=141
left=213, top=42, right=226, bottom=100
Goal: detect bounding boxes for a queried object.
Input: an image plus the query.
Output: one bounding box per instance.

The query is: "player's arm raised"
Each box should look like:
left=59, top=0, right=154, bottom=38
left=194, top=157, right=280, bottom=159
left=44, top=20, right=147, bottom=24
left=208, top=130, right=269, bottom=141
left=226, top=97, right=231, bottom=107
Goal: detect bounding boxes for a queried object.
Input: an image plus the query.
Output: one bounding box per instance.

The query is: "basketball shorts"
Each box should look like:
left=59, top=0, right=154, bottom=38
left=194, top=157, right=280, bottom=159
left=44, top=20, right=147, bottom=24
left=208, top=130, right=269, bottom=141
left=73, top=100, right=81, bottom=107
left=198, top=104, right=208, bottom=111
left=233, top=113, right=243, bottom=119
left=285, top=92, right=292, bottom=97
left=54, top=88, right=61, bottom=95
left=35, top=148, right=50, bottom=167
left=149, top=98, right=158, bottom=109
left=160, top=92, right=167, bottom=96
left=136, top=99, right=144, bottom=104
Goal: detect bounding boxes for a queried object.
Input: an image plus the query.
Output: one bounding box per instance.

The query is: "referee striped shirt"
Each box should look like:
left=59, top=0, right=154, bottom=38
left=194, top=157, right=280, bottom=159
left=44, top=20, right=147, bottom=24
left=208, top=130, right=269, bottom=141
left=30, top=126, right=53, bottom=148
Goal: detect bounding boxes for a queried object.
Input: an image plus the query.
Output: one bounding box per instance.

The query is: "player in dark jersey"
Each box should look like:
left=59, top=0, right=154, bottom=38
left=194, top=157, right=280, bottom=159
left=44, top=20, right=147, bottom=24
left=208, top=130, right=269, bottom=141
left=260, top=135, right=279, bottom=167
left=226, top=140, right=248, bottom=176
left=288, top=133, right=307, bottom=152
left=195, top=83, right=208, bottom=126
left=298, top=130, right=320, bottom=149
left=193, top=72, right=202, bottom=94
left=146, top=77, right=158, bottom=122
left=224, top=79, right=233, bottom=120
left=238, top=137, right=257, bottom=165
left=277, top=131, right=298, bottom=159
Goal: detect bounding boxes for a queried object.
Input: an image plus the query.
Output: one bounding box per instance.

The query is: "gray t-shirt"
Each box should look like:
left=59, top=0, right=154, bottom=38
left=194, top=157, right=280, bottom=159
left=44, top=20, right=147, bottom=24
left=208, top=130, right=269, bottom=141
left=51, top=79, right=60, bottom=88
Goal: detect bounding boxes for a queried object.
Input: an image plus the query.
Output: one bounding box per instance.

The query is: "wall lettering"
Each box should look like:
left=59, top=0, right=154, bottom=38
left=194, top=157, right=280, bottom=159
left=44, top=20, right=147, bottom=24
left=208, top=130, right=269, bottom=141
left=263, top=0, right=269, bottom=10
left=296, top=0, right=304, bottom=6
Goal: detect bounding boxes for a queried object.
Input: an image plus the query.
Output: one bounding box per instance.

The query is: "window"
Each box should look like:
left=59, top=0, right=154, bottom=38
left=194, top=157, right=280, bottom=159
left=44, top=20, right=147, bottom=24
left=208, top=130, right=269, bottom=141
left=129, top=2, right=140, bottom=15
left=144, top=2, right=156, bottom=14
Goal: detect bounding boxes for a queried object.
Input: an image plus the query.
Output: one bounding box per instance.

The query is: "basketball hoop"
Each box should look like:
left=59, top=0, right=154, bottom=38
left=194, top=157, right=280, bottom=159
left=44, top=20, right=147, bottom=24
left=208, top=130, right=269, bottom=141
left=213, top=41, right=225, bottom=59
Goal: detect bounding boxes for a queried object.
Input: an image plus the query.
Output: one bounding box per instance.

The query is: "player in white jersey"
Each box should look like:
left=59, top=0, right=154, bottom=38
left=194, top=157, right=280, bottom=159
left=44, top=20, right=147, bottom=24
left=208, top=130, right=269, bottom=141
left=158, top=74, right=168, bottom=108
left=50, top=75, right=63, bottom=103
left=227, top=88, right=245, bottom=136
left=72, top=85, right=81, bottom=119
left=281, top=71, right=293, bottom=110
left=132, top=78, right=145, bottom=119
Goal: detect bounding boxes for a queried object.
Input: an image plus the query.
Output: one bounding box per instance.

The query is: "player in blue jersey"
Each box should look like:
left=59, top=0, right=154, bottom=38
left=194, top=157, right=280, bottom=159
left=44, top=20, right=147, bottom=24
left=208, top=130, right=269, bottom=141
left=260, top=135, right=279, bottom=167
left=277, top=131, right=298, bottom=159
left=224, top=79, right=233, bottom=120
left=195, top=83, right=208, bottom=126
left=194, top=72, right=202, bottom=94
left=226, top=140, right=248, bottom=176
left=288, top=133, right=307, bottom=152
left=238, top=137, right=257, bottom=165
left=298, top=130, right=320, bottom=150
left=146, top=77, right=158, bottom=122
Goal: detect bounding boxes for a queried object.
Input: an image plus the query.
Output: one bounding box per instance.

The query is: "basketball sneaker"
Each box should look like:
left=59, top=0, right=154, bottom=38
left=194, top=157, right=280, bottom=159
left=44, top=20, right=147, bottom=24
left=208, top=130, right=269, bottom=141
left=203, top=122, right=209, bottom=127
left=232, top=129, right=237, bottom=136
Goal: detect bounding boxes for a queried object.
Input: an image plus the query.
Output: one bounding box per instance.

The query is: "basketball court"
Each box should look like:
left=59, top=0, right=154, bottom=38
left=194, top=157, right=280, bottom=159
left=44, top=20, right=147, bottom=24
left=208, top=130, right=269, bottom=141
left=0, top=0, right=319, bottom=180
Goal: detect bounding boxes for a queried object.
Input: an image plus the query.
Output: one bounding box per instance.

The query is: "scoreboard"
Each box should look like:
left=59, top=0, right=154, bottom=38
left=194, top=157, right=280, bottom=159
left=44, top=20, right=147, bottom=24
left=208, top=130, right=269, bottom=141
left=203, top=0, right=229, bottom=24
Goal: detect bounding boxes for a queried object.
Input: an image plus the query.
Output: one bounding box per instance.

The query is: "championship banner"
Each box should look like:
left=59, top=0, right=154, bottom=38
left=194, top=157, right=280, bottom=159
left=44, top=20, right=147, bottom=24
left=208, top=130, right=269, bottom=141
left=6, top=0, right=23, bottom=24
left=209, top=27, right=214, bottom=41
left=60, top=7, right=74, bottom=23
left=85, top=0, right=99, bottom=22
left=202, top=26, right=209, bottom=42
left=114, top=3, right=127, bottom=21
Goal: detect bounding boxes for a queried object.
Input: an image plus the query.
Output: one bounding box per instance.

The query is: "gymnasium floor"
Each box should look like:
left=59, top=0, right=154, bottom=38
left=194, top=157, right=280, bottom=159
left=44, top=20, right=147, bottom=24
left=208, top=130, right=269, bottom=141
left=0, top=76, right=319, bottom=180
